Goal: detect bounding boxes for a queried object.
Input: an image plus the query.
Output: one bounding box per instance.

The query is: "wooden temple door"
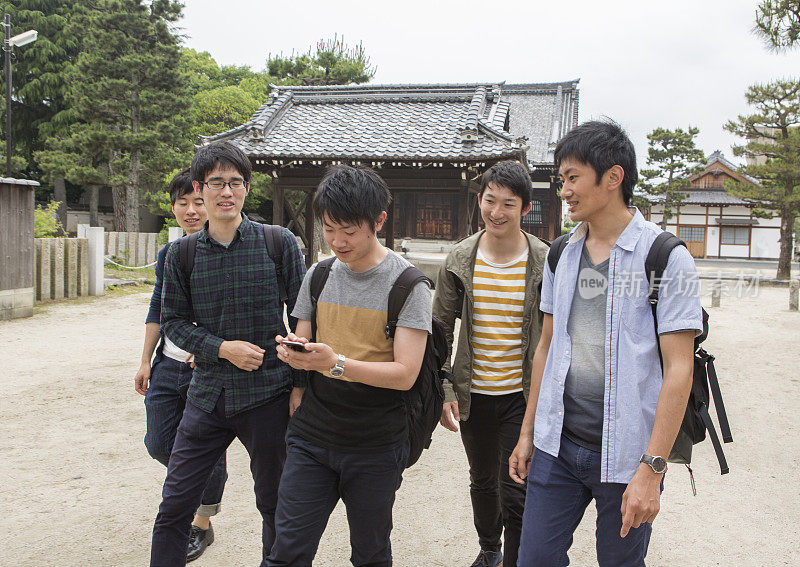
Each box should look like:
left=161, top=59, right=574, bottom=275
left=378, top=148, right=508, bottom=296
left=678, top=226, right=706, bottom=258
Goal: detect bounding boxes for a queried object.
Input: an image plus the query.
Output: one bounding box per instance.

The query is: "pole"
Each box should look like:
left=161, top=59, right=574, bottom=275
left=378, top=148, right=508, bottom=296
left=5, top=14, right=11, bottom=177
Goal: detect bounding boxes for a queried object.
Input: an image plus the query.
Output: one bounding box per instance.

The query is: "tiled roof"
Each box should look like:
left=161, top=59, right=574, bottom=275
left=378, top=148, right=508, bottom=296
left=202, top=81, right=580, bottom=166
left=641, top=189, right=751, bottom=205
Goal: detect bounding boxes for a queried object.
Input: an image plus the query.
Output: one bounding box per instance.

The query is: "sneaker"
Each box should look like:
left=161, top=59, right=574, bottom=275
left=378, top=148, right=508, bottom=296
left=470, top=549, right=503, bottom=567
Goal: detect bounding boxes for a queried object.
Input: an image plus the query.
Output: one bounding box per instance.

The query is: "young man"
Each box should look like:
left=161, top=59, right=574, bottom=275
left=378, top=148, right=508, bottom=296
left=267, top=165, right=432, bottom=567
left=509, top=121, right=702, bottom=566
left=150, top=142, right=307, bottom=567
left=433, top=160, right=548, bottom=567
left=134, top=169, right=227, bottom=562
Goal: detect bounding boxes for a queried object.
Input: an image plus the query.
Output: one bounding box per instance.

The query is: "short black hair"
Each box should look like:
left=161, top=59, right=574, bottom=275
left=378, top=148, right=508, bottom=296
left=554, top=119, right=638, bottom=206
left=312, top=165, right=391, bottom=231
left=479, top=160, right=532, bottom=204
left=168, top=168, right=194, bottom=206
left=191, top=141, right=252, bottom=185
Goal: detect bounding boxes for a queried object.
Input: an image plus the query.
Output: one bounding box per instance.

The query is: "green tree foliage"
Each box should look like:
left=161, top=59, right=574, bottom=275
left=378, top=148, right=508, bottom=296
left=33, top=200, right=62, bottom=237
left=725, top=79, right=800, bottom=279
left=639, top=127, right=706, bottom=230
left=755, top=0, right=800, bottom=50
left=0, top=0, right=79, bottom=177
left=36, top=0, right=191, bottom=232
left=267, top=36, right=375, bottom=86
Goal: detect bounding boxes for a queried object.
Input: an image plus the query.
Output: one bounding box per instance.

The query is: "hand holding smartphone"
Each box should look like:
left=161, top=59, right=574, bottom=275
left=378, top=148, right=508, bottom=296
left=281, top=340, right=307, bottom=352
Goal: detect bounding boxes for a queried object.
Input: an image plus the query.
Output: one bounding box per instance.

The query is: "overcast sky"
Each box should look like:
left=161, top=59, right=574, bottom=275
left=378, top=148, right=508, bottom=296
left=179, top=0, right=797, bottom=168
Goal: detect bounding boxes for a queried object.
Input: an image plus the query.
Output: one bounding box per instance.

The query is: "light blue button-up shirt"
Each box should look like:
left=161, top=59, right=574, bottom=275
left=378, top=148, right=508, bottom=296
left=534, top=209, right=702, bottom=483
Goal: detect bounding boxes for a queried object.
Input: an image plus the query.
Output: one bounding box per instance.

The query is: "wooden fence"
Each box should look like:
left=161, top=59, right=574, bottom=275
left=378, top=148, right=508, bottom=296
left=1, top=178, right=38, bottom=320
left=34, top=238, right=90, bottom=302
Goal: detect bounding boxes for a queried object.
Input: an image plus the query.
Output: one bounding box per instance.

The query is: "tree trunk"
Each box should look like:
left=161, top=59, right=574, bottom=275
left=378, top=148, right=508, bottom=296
left=125, top=149, right=140, bottom=232
left=89, top=185, right=100, bottom=227
left=53, top=177, right=67, bottom=235
left=111, top=184, right=126, bottom=231
left=777, top=205, right=794, bottom=280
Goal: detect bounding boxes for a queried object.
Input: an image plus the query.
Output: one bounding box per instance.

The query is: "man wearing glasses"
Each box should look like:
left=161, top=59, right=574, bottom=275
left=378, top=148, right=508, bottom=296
left=150, top=142, right=307, bottom=567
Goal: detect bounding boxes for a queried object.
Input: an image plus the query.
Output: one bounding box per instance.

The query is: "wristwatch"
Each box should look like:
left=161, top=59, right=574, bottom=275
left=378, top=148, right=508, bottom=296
left=329, top=354, right=346, bottom=378
left=640, top=454, right=668, bottom=474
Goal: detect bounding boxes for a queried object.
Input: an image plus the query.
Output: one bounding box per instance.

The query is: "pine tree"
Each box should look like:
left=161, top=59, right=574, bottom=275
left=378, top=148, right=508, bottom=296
left=755, top=0, right=800, bottom=50
left=725, top=79, right=800, bottom=279
left=639, top=127, right=706, bottom=230
left=37, top=0, right=190, bottom=231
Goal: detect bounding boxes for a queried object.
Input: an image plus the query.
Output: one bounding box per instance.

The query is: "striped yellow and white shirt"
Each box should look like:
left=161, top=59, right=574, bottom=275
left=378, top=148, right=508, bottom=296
left=470, top=248, right=527, bottom=395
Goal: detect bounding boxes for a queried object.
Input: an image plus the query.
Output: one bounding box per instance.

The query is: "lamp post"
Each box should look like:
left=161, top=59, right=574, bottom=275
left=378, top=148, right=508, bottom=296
left=3, top=14, right=37, bottom=176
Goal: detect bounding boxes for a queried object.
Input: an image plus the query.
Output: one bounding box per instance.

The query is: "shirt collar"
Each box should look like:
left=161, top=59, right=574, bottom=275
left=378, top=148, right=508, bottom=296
left=198, top=213, right=251, bottom=245
left=567, top=207, right=645, bottom=251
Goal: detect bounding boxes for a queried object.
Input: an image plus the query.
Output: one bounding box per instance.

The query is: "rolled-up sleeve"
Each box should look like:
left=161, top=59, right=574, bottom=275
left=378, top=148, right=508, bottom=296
left=656, top=246, right=703, bottom=335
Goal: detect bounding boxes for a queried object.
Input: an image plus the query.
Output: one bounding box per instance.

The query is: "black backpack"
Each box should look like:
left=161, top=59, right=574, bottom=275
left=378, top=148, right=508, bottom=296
left=176, top=223, right=288, bottom=317
left=309, top=257, right=447, bottom=468
left=548, top=232, right=733, bottom=490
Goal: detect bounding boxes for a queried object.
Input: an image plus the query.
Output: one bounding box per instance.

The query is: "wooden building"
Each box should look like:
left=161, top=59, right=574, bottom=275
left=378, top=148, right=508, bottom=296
left=1, top=177, right=39, bottom=319
left=646, top=151, right=781, bottom=259
left=202, top=82, right=579, bottom=264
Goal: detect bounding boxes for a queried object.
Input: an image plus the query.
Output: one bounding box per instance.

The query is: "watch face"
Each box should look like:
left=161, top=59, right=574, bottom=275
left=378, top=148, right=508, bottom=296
left=652, top=456, right=668, bottom=473
left=330, top=368, right=343, bottom=377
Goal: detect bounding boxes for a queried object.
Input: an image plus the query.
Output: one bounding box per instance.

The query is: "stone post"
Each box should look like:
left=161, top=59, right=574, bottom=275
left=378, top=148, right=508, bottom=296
left=168, top=227, right=183, bottom=242
left=790, top=280, right=799, bottom=312
left=87, top=226, right=105, bottom=296
left=711, top=282, right=721, bottom=308
left=77, top=224, right=89, bottom=239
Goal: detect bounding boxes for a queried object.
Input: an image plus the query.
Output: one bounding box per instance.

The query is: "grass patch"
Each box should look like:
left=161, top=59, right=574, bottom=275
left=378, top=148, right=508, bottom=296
left=105, top=265, right=157, bottom=284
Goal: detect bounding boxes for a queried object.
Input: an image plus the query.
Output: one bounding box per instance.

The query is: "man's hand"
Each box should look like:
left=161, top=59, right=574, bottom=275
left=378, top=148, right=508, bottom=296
left=134, top=361, right=151, bottom=395
left=184, top=353, right=196, bottom=369
left=289, top=386, right=305, bottom=417
left=440, top=401, right=460, bottom=432
left=620, top=463, right=663, bottom=537
left=276, top=333, right=337, bottom=373
left=509, top=437, right=534, bottom=485
left=219, top=340, right=265, bottom=371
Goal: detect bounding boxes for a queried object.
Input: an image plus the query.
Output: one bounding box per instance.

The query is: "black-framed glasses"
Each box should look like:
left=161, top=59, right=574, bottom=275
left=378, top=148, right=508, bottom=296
left=201, top=179, right=248, bottom=190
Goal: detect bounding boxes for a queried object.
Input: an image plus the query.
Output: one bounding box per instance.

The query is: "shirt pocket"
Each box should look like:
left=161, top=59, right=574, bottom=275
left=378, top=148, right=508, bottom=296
left=621, top=294, right=655, bottom=339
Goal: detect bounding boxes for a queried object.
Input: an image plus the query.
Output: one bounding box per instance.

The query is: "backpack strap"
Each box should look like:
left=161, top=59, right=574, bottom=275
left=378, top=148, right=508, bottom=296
left=645, top=231, right=686, bottom=307
left=705, top=351, right=733, bottom=444
left=309, top=257, right=336, bottom=341
left=386, top=266, right=432, bottom=339
left=451, top=272, right=465, bottom=319
left=177, top=232, right=200, bottom=320
left=547, top=233, right=569, bottom=275
left=263, top=224, right=287, bottom=304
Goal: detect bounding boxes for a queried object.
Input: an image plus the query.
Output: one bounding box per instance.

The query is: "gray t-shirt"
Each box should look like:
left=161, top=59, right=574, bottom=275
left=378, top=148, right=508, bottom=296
left=562, top=244, right=608, bottom=452
left=290, top=249, right=432, bottom=452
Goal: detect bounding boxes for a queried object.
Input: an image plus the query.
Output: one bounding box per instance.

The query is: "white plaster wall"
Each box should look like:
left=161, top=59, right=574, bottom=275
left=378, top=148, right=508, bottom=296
left=751, top=228, right=781, bottom=259
left=707, top=226, right=720, bottom=256
left=719, top=244, right=750, bottom=258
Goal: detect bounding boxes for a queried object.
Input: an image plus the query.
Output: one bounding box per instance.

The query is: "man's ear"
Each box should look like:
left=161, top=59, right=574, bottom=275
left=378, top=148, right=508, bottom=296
left=374, top=210, right=388, bottom=232
left=606, top=165, right=625, bottom=192
left=192, top=180, right=201, bottom=192
left=521, top=200, right=533, bottom=217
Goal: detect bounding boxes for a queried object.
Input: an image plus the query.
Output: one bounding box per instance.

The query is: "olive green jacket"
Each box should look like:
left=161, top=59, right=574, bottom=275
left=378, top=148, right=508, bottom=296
left=432, top=230, right=549, bottom=421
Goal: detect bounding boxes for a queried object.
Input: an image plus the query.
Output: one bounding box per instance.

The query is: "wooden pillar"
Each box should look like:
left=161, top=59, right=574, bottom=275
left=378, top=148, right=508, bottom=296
left=458, top=178, right=471, bottom=239
left=273, top=178, right=284, bottom=227
left=386, top=196, right=395, bottom=251
left=305, top=189, right=315, bottom=268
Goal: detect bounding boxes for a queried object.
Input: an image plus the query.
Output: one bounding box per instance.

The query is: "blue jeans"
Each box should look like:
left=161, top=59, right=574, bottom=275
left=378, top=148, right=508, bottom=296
left=518, top=436, right=653, bottom=567
left=144, top=354, right=227, bottom=516
left=267, top=432, right=409, bottom=567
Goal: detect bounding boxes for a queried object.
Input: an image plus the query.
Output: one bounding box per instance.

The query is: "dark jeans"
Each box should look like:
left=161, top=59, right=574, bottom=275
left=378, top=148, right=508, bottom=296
left=518, top=436, right=654, bottom=567
left=266, top=432, right=409, bottom=567
left=144, top=354, right=227, bottom=515
left=460, top=392, right=527, bottom=567
left=151, top=391, right=290, bottom=567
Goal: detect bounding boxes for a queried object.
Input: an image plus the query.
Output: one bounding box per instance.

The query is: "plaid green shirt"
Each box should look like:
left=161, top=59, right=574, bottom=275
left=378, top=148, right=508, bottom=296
left=161, top=216, right=307, bottom=416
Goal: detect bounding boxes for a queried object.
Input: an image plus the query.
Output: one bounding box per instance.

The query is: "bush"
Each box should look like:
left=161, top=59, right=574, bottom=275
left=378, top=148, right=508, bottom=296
left=34, top=201, right=63, bottom=238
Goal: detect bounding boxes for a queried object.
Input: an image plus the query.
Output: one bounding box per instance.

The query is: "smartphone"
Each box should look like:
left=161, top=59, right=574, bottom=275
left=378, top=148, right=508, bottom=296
left=282, top=340, right=307, bottom=352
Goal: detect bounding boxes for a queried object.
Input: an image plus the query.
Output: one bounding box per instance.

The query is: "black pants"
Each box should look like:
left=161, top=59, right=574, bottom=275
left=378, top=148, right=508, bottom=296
left=150, top=391, right=289, bottom=567
left=267, top=432, right=408, bottom=567
left=460, top=392, right=527, bottom=567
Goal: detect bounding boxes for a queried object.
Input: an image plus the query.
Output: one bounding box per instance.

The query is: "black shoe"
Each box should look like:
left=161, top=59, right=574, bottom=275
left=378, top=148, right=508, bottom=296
left=470, top=549, right=503, bottom=567
left=187, top=522, right=214, bottom=562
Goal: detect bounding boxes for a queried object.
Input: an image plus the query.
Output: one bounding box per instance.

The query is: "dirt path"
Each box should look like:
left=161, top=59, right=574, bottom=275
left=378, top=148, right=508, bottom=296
left=2, top=286, right=799, bottom=566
